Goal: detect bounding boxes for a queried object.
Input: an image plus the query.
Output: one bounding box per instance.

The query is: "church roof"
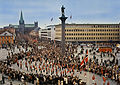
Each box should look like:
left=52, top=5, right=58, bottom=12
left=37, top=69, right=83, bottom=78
left=25, top=24, right=35, bottom=28
left=5, top=24, right=35, bottom=28
left=19, top=11, right=24, bottom=24
left=13, top=25, right=19, bottom=28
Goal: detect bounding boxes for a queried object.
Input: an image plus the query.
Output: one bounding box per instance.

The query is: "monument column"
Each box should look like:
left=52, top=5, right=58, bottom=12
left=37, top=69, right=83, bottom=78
left=59, top=5, right=68, bottom=57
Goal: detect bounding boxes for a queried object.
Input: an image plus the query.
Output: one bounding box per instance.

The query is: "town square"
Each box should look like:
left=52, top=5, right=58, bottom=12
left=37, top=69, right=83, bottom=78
left=0, top=0, right=120, bottom=85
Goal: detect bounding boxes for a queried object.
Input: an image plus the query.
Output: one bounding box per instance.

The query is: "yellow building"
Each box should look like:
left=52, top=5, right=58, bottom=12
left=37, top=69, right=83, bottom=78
left=55, top=24, right=120, bottom=43
left=0, top=31, right=14, bottom=47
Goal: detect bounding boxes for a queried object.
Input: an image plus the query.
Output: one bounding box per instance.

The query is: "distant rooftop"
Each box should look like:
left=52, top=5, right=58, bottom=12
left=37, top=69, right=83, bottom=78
left=4, top=24, right=35, bottom=29
left=25, top=24, right=35, bottom=28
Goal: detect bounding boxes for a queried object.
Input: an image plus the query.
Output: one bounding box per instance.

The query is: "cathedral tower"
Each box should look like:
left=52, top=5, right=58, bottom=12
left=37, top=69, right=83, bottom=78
left=18, top=11, right=25, bottom=34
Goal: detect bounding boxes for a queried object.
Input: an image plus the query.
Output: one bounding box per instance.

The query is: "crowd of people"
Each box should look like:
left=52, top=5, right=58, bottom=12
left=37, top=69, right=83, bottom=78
left=0, top=40, right=120, bottom=85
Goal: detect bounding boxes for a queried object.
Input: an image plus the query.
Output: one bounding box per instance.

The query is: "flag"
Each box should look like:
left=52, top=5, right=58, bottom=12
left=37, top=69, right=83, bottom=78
left=86, top=49, right=88, bottom=54
left=70, top=15, right=72, bottom=19
left=103, top=76, right=106, bottom=83
left=80, top=56, right=86, bottom=66
left=51, top=18, right=53, bottom=21
left=92, top=75, right=95, bottom=80
left=80, top=59, right=84, bottom=66
left=85, top=57, right=88, bottom=63
left=94, top=83, right=97, bottom=85
left=67, top=70, right=69, bottom=73
left=107, top=81, right=110, bottom=85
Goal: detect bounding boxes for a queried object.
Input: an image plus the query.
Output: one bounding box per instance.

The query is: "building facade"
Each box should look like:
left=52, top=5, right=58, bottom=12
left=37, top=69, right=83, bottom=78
left=39, top=25, right=55, bottom=41
left=55, top=24, right=120, bottom=43
left=46, top=25, right=55, bottom=40
left=39, top=29, right=48, bottom=40
left=0, top=31, right=14, bottom=47
left=29, top=27, right=41, bottom=37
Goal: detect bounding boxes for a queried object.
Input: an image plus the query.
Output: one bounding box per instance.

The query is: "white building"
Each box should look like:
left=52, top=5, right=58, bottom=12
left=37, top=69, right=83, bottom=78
left=39, top=25, right=55, bottom=41
left=39, top=29, right=48, bottom=40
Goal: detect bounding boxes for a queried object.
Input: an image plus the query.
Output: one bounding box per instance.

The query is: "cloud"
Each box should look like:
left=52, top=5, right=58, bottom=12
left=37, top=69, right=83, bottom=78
left=0, top=0, right=120, bottom=28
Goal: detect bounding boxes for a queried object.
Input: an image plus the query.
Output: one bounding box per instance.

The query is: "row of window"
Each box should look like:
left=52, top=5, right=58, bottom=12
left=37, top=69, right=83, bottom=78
left=65, top=29, right=120, bottom=32
left=66, top=25, right=120, bottom=28
left=41, top=34, right=47, bottom=36
left=0, top=41, right=11, bottom=43
left=67, top=25, right=120, bottom=28
left=65, top=33, right=120, bottom=36
left=41, top=32, right=47, bottom=33
left=92, top=25, right=120, bottom=28
left=65, top=37, right=120, bottom=40
left=0, top=37, right=13, bottom=39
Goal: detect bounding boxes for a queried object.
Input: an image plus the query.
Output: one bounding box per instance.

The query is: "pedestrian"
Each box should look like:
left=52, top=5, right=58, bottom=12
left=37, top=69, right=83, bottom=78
left=10, top=82, right=13, bottom=85
left=2, top=74, right=5, bottom=84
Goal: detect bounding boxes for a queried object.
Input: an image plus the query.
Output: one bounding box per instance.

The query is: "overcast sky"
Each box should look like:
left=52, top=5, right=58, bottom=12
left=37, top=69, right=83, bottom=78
left=0, top=0, right=120, bottom=28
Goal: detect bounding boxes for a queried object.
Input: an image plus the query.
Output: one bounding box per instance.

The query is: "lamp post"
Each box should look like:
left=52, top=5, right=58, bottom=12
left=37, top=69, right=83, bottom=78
left=59, top=5, right=68, bottom=57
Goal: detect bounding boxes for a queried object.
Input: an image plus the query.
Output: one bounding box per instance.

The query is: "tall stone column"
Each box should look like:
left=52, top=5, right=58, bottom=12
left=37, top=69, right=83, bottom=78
left=59, top=5, right=68, bottom=57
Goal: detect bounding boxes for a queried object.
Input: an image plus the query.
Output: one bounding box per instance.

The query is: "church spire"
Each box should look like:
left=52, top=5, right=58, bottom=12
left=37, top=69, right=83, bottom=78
left=19, top=11, right=24, bottom=24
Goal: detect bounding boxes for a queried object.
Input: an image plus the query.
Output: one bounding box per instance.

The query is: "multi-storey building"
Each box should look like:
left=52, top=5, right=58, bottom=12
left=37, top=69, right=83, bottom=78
left=46, top=25, right=55, bottom=40
left=0, top=30, right=14, bottom=47
left=29, top=27, right=41, bottom=37
left=39, top=25, right=55, bottom=41
left=55, top=24, right=120, bottom=43
left=39, top=29, right=48, bottom=40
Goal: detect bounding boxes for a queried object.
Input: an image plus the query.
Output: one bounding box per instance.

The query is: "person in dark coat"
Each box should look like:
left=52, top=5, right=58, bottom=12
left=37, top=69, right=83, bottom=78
left=2, top=74, right=5, bottom=84
left=10, top=82, right=13, bottom=85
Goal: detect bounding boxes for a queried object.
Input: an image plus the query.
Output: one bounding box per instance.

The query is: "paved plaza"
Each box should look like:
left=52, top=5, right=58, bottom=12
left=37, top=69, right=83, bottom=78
left=0, top=43, right=119, bottom=85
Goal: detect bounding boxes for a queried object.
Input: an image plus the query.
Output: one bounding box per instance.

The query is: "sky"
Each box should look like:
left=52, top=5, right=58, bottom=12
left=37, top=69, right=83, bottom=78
left=0, top=0, right=120, bottom=28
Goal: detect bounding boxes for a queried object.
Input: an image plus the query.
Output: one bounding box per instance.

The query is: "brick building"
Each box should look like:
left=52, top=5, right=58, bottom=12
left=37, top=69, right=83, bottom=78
left=0, top=30, right=14, bottom=47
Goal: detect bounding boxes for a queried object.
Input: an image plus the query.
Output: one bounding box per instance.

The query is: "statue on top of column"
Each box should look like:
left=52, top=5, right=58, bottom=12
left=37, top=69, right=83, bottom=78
left=61, top=5, right=65, bottom=16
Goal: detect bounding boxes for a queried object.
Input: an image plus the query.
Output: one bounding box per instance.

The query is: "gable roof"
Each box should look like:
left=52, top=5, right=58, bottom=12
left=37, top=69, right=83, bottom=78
left=0, top=31, right=13, bottom=36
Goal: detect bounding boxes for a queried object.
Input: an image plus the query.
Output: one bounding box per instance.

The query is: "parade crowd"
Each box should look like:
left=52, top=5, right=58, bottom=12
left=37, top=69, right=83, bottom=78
left=0, top=41, right=120, bottom=85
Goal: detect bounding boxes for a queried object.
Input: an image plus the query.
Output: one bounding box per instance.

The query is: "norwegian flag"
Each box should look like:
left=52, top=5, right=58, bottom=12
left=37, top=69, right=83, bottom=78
left=80, top=58, right=84, bottom=66
left=70, top=15, right=72, bottom=19
left=85, top=57, right=88, bottom=63
left=103, top=76, right=106, bottom=83
left=80, top=56, right=88, bottom=66
left=51, top=18, right=53, bottom=21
